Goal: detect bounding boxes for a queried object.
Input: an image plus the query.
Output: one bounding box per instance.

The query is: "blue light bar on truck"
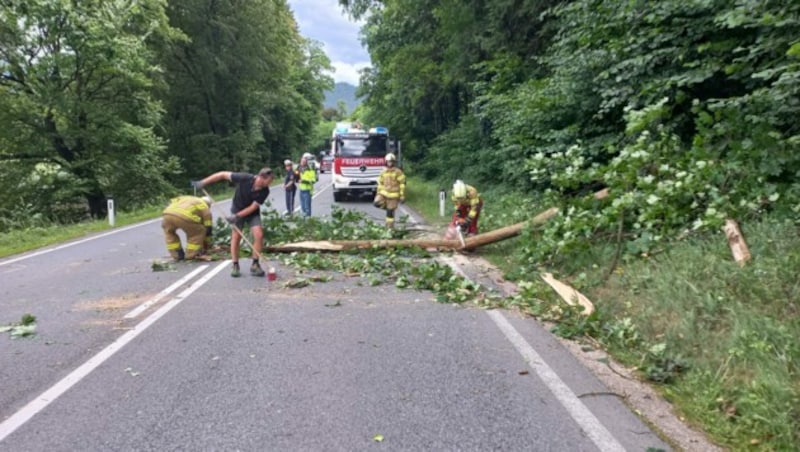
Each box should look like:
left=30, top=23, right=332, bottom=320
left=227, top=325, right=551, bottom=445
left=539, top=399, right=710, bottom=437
left=369, top=126, right=389, bottom=134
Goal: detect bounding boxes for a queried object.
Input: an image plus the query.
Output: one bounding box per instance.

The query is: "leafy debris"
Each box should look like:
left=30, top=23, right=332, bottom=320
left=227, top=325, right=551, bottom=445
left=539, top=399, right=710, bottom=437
left=0, top=313, right=37, bottom=338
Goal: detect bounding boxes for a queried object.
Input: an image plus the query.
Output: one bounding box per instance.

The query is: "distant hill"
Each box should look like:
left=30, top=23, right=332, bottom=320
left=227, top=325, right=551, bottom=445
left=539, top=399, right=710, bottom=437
left=324, top=82, right=361, bottom=113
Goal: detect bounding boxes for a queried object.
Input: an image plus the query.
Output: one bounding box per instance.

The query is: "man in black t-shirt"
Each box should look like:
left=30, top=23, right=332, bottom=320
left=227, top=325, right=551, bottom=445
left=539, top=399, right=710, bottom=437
left=192, top=167, right=275, bottom=277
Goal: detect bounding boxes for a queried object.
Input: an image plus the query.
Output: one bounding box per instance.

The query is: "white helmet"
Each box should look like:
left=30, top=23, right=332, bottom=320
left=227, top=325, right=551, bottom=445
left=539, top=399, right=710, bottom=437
left=453, top=180, right=467, bottom=199
left=385, top=152, right=396, bottom=163
left=302, top=153, right=312, bottom=160
left=201, top=195, right=213, bottom=206
left=283, top=159, right=292, bottom=166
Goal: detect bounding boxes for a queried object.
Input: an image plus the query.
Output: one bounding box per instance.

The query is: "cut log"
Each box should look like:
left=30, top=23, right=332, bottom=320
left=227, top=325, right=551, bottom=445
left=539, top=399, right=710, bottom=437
left=540, top=272, right=595, bottom=316
left=459, top=207, right=559, bottom=250
left=265, top=206, right=560, bottom=253
left=722, top=219, right=751, bottom=266
left=265, top=238, right=463, bottom=253
left=594, top=187, right=610, bottom=200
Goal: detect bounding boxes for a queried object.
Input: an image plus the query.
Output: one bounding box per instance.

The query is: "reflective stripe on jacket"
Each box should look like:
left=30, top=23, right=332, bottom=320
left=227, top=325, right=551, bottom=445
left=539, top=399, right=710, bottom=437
left=377, top=167, right=406, bottom=199
left=452, top=185, right=481, bottom=219
left=163, top=196, right=212, bottom=226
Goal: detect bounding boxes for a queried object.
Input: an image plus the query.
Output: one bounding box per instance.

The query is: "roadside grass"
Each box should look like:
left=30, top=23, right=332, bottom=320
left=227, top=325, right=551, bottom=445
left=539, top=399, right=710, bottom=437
left=0, top=188, right=235, bottom=259
left=0, top=205, right=164, bottom=258
left=403, top=176, right=451, bottom=229
left=405, top=176, right=800, bottom=451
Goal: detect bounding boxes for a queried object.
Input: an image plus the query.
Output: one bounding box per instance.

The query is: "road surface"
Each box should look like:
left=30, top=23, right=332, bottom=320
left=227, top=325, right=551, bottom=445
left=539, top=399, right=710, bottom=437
left=0, top=173, right=672, bottom=451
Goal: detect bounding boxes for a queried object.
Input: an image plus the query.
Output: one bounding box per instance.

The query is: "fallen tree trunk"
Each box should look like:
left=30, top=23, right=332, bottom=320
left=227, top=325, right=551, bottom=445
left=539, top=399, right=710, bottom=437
left=265, top=206, right=560, bottom=253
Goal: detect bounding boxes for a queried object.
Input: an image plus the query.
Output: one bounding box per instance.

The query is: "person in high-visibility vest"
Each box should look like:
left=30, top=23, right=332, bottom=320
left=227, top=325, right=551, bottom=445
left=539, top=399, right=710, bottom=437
left=450, top=180, right=483, bottom=235
left=162, top=195, right=213, bottom=261
left=297, top=153, right=317, bottom=217
left=373, top=153, right=405, bottom=228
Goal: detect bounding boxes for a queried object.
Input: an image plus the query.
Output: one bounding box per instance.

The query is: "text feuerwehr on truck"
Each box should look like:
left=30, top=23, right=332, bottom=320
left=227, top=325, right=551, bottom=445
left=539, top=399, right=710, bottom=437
left=330, top=123, right=400, bottom=202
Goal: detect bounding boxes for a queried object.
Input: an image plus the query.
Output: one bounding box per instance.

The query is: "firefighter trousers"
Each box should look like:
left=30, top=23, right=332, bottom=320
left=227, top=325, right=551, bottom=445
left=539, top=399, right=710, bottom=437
left=162, top=214, right=206, bottom=259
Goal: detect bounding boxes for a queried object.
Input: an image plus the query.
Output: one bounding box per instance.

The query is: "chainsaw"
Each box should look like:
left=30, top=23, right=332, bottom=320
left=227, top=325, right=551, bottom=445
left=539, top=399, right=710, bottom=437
left=455, top=223, right=467, bottom=248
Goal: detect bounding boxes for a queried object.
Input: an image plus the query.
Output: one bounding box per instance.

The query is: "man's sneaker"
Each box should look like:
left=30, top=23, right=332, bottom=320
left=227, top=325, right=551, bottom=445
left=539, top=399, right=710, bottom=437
left=231, top=263, right=241, bottom=278
left=250, top=262, right=265, bottom=277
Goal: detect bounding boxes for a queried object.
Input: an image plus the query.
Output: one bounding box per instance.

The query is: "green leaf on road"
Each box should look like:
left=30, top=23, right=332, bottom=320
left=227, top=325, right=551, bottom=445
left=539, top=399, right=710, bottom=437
left=284, top=278, right=310, bottom=289
left=151, top=260, right=175, bottom=272
left=1, top=314, right=37, bottom=339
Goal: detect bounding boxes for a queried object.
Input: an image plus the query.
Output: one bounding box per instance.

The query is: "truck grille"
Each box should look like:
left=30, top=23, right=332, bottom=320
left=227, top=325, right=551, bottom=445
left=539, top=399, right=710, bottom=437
left=341, top=167, right=382, bottom=179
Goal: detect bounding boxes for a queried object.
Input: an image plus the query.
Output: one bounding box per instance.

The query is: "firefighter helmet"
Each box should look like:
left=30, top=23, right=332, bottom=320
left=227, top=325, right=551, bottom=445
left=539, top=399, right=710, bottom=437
left=302, top=153, right=312, bottom=160
left=453, top=180, right=467, bottom=199
left=385, top=153, right=396, bottom=163
left=283, top=159, right=292, bottom=166
left=201, top=195, right=213, bottom=206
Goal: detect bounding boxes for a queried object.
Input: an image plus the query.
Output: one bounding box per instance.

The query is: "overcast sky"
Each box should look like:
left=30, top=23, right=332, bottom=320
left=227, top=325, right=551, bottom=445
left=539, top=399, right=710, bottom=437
left=287, top=0, right=371, bottom=85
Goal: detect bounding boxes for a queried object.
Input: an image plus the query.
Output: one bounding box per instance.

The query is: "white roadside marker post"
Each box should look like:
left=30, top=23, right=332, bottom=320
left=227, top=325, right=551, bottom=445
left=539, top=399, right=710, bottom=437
left=107, top=195, right=115, bottom=227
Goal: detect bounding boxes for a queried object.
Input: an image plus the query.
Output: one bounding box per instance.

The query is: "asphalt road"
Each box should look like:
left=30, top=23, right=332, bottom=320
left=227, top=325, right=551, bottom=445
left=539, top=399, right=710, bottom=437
left=0, top=173, right=672, bottom=451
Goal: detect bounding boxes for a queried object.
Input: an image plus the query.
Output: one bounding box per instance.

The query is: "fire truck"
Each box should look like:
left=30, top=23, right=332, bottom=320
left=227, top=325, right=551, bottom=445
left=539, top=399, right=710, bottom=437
left=330, top=123, right=399, bottom=202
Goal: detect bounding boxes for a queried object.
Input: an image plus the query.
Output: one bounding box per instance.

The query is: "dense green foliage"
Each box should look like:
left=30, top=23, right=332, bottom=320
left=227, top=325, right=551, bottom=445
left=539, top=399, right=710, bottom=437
left=343, top=0, right=800, bottom=448
left=0, top=0, right=331, bottom=230
left=160, top=0, right=333, bottom=178
left=0, top=0, right=181, bottom=223
left=346, top=0, right=800, bottom=249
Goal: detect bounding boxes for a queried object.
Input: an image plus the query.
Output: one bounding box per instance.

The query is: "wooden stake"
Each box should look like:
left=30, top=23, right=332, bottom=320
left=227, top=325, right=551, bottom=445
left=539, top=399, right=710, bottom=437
left=722, top=219, right=751, bottom=266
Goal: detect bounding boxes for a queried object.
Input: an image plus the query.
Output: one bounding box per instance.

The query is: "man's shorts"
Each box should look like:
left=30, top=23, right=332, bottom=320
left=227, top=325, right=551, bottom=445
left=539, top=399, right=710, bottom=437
left=233, top=212, right=262, bottom=230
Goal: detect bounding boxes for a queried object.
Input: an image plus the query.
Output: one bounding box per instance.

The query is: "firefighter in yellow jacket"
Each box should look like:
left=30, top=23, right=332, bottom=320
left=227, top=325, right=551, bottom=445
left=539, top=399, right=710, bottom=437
left=373, top=153, right=406, bottom=228
left=450, top=180, right=483, bottom=235
left=162, top=195, right=213, bottom=260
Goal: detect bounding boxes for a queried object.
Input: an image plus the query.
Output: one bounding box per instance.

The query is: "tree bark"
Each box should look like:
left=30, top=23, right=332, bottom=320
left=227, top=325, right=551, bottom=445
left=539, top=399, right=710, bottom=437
left=265, top=206, right=560, bottom=253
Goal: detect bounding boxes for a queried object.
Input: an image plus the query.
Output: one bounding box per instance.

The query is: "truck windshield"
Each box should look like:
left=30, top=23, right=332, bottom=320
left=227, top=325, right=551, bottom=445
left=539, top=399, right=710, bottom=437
left=337, top=135, right=387, bottom=157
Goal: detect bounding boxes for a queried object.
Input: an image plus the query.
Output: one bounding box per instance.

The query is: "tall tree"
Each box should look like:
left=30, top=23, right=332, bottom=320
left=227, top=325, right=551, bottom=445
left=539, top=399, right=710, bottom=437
left=0, top=0, right=180, bottom=218
left=162, top=0, right=330, bottom=177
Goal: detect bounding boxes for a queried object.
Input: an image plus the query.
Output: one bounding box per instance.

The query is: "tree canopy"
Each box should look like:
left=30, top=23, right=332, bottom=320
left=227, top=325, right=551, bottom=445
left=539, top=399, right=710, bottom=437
left=0, top=0, right=331, bottom=226
left=343, top=0, right=800, bottom=249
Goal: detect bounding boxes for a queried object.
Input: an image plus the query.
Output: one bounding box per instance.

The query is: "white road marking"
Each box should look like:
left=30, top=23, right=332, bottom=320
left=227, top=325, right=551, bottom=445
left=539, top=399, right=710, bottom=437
left=0, top=260, right=230, bottom=443
left=486, top=310, right=626, bottom=452
left=0, top=219, right=161, bottom=267
left=439, top=255, right=625, bottom=451
left=123, top=265, right=209, bottom=318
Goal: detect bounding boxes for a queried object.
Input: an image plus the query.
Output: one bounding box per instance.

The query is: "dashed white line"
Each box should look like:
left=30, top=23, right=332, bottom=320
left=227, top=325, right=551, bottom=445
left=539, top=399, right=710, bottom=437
left=124, top=265, right=209, bottom=318
left=0, top=260, right=230, bottom=443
